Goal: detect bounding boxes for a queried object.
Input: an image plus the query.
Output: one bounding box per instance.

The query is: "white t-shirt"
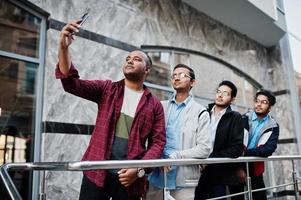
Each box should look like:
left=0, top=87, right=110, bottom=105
left=121, top=86, right=144, bottom=117
left=210, top=105, right=227, bottom=151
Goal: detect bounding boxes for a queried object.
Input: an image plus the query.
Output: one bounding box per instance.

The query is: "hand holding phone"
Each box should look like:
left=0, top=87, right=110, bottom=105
left=59, top=9, right=90, bottom=51
left=71, top=9, right=89, bottom=35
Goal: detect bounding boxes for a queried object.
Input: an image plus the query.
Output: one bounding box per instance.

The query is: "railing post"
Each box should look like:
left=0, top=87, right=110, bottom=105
left=0, top=165, right=22, bottom=200
left=246, top=162, right=252, bottom=200
left=39, top=171, right=46, bottom=200
left=291, top=160, right=299, bottom=199
left=164, top=169, right=167, bottom=200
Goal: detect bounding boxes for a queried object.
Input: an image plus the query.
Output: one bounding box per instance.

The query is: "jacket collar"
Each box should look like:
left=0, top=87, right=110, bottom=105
left=251, top=112, right=269, bottom=123
left=208, top=103, right=232, bottom=114
left=170, top=94, right=192, bottom=105
left=245, top=110, right=278, bottom=132
left=164, top=95, right=194, bottom=125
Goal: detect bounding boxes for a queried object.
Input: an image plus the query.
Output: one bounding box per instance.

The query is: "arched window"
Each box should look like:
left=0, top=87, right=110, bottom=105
left=142, top=46, right=261, bottom=113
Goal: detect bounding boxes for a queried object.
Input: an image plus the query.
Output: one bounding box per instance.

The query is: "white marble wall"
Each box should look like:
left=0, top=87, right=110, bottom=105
left=43, top=29, right=127, bottom=123
left=41, top=133, right=90, bottom=200
left=29, top=0, right=298, bottom=199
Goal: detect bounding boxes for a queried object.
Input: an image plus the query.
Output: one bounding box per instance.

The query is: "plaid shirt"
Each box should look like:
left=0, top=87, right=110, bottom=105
left=56, top=64, right=166, bottom=195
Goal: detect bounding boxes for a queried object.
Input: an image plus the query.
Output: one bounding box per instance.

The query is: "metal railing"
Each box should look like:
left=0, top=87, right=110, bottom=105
left=1, top=155, right=301, bottom=200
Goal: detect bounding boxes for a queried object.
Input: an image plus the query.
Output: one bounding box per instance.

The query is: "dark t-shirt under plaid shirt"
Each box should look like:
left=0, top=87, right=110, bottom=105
left=110, top=86, right=143, bottom=172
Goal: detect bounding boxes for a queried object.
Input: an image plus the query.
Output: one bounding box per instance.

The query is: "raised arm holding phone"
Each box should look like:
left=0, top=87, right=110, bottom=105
left=56, top=15, right=166, bottom=200
left=58, top=10, right=89, bottom=74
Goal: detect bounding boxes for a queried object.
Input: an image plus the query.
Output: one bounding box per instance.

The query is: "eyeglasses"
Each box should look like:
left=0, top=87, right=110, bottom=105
left=255, top=99, right=269, bottom=105
left=216, top=89, right=230, bottom=97
left=171, top=72, right=192, bottom=80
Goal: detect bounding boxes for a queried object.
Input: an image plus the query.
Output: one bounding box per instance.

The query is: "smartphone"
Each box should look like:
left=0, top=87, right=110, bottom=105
left=71, top=10, right=89, bottom=35
left=77, top=11, right=89, bottom=26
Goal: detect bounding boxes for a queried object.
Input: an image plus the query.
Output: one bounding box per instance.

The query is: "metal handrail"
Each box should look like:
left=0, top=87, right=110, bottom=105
left=1, top=155, right=301, bottom=200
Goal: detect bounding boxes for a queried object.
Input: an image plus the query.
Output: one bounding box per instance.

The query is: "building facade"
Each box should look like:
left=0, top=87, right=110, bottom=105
left=0, top=0, right=300, bottom=199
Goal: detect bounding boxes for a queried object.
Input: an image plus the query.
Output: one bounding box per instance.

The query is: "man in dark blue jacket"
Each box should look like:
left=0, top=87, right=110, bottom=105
left=229, top=89, right=279, bottom=200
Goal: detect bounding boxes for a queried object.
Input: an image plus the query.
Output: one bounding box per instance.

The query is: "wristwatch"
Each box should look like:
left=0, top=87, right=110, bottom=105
left=137, top=168, right=145, bottom=178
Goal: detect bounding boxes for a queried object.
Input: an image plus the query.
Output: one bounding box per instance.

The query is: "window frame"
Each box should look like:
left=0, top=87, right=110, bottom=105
left=142, top=46, right=262, bottom=111
left=0, top=0, right=48, bottom=199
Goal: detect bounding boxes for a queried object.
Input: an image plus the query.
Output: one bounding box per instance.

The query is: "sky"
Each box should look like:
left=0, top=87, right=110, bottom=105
left=283, top=0, right=301, bottom=74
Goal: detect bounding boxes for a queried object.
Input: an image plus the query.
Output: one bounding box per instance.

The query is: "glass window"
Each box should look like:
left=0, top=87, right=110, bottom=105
left=146, top=51, right=171, bottom=87
left=148, top=87, right=172, bottom=101
left=25, top=63, right=37, bottom=95
left=144, top=49, right=259, bottom=111
left=0, top=1, right=46, bottom=199
left=0, top=56, right=37, bottom=200
left=145, top=51, right=194, bottom=101
left=189, top=54, right=232, bottom=100
left=0, top=56, right=37, bottom=165
left=0, top=0, right=41, bottom=58
left=0, top=134, right=27, bottom=163
left=173, top=53, right=190, bottom=66
left=244, top=80, right=256, bottom=108
left=230, top=71, right=245, bottom=106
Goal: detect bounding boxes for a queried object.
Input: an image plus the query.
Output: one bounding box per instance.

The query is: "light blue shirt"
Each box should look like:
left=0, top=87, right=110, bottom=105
left=148, top=95, right=191, bottom=189
left=247, top=112, right=269, bottom=149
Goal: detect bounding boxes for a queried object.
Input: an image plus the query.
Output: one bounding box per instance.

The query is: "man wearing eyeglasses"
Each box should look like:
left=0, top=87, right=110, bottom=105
left=229, top=89, right=279, bottom=200
left=147, top=64, right=211, bottom=200
left=194, top=80, right=244, bottom=200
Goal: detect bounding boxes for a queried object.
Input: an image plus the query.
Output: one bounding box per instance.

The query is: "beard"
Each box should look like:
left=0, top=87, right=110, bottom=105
left=255, top=106, right=270, bottom=117
left=124, top=71, right=144, bottom=82
left=215, top=98, right=231, bottom=108
left=255, top=110, right=269, bottom=118
left=215, top=102, right=230, bottom=108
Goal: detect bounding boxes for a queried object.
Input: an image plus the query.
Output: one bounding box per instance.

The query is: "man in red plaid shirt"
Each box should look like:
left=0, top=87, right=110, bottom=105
left=56, top=20, right=166, bottom=200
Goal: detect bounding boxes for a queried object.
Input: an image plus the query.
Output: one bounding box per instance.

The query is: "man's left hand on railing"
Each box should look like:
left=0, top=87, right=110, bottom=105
left=118, top=168, right=139, bottom=187
left=235, top=168, right=247, bottom=183
left=161, top=166, right=172, bottom=173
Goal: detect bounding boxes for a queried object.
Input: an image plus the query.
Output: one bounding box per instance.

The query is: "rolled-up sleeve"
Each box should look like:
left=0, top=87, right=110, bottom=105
left=55, top=63, right=79, bottom=79
left=55, top=63, right=110, bottom=103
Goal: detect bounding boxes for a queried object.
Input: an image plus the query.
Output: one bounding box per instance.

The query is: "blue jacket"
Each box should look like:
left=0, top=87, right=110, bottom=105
left=242, top=111, right=279, bottom=176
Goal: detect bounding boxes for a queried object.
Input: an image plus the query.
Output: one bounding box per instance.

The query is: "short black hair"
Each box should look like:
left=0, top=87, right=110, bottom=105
left=145, top=52, right=152, bottom=67
left=256, top=89, right=276, bottom=106
left=173, top=64, right=195, bottom=80
left=132, top=49, right=152, bottom=67
left=218, top=80, right=237, bottom=98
